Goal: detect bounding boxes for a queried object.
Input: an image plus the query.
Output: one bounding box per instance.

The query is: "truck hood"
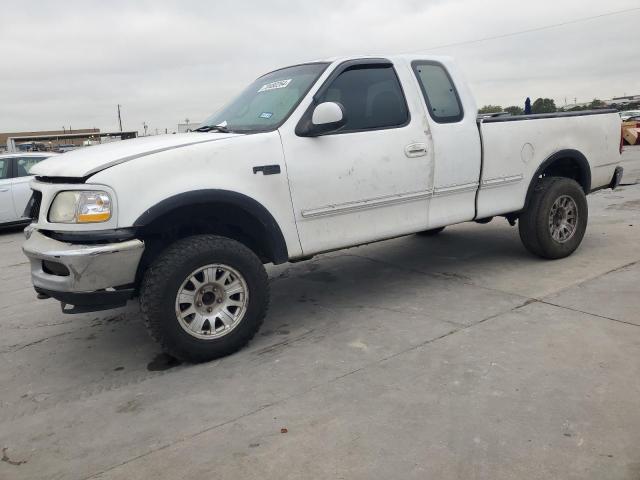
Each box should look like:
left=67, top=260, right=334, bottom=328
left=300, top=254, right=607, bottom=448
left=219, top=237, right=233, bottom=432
left=30, top=132, right=239, bottom=178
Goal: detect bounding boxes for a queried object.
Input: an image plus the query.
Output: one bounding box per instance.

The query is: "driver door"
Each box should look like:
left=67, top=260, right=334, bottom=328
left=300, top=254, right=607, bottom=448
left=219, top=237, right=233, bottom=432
left=280, top=59, right=434, bottom=255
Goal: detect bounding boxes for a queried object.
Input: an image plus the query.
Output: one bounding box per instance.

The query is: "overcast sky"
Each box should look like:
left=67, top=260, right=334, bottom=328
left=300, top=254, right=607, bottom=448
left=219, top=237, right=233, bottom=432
left=1, top=0, right=638, bottom=134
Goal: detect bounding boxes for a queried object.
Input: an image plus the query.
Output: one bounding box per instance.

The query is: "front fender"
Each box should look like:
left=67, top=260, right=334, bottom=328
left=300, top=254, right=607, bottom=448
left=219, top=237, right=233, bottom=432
left=134, top=189, right=289, bottom=264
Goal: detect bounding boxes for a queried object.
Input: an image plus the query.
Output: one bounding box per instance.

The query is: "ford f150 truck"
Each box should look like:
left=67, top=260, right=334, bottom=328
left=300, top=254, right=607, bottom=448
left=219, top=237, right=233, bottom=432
left=22, top=55, right=624, bottom=362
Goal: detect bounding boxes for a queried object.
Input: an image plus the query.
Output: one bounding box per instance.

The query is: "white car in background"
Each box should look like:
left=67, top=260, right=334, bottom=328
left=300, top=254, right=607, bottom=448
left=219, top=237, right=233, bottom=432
left=620, top=110, right=640, bottom=121
left=0, top=152, right=58, bottom=226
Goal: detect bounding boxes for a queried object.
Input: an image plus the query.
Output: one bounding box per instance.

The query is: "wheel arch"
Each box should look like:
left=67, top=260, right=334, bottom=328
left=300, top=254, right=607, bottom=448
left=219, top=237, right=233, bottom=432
left=133, top=189, right=289, bottom=265
left=524, top=149, right=591, bottom=210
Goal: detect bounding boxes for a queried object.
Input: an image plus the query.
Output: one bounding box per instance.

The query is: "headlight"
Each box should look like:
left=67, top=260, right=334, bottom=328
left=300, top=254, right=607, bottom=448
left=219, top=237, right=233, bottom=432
left=48, top=191, right=112, bottom=223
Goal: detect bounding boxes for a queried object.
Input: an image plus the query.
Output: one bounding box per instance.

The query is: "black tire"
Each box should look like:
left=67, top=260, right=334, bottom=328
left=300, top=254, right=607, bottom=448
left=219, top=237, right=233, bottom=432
left=417, top=226, right=445, bottom=236
left=140, top=235, right=269, bottom=363
left=518, top=177, right=588, bottom=259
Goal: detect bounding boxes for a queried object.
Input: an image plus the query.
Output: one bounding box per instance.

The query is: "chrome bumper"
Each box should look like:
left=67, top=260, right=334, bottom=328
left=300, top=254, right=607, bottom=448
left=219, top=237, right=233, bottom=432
left=22, top=229, right=145, bottom=293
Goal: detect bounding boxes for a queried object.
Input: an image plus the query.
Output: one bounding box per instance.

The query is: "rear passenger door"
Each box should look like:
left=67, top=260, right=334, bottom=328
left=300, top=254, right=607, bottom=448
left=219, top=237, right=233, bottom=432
left=411, top=60, right=481, bottom=227
left=281, top=59, right=434, bottom=255
left=0, top=158, right=16, bottom=223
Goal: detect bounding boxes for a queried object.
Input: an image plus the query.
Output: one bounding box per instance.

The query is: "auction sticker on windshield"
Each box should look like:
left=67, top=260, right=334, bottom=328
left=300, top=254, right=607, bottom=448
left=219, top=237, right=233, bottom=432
left=258, top=79, right=292, bottom=92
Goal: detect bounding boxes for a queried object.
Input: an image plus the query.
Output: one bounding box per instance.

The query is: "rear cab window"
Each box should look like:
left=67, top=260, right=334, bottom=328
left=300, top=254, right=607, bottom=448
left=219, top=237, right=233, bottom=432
left=412, top=61, right=463, bottom=123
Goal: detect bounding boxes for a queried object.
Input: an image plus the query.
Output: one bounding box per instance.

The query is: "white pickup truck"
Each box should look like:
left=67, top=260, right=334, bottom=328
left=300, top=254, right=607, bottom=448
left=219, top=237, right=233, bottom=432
left=23, top=55, right=623, bottom=362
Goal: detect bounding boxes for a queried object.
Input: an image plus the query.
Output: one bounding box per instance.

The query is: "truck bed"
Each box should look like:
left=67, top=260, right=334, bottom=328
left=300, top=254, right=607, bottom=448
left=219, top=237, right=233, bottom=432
left=476, top=109, right=621, bottom=218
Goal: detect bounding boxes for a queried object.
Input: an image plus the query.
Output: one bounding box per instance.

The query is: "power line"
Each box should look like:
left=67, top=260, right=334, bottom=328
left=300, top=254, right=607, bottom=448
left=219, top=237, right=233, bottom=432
left=403, top=6, right=640, bottom=53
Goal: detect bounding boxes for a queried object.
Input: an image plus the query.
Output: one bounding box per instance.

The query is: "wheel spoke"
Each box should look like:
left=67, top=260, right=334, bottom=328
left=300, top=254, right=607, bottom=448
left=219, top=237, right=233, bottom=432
left=217, top=270, right=231, bottom=285
left=189, top=274, right=204, bottom=289
left=225, top=280, right=244, bottom=296
left=179, top=305, right=196, bottom=319
left=204, top=267, right=216, bottom=284
left=178, top=291, right=195, bottom=305
left=226, top=298, right=244, bottom=307
left=188, top=313, right=207, bottom=333
left=217, top=309, right=235, bottom=328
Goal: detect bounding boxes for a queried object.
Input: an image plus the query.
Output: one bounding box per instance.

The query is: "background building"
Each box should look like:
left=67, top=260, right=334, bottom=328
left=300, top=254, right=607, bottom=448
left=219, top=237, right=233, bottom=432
left=177, top=121, right=201, bottom=133
left=0, top=129, right=137, bottom=153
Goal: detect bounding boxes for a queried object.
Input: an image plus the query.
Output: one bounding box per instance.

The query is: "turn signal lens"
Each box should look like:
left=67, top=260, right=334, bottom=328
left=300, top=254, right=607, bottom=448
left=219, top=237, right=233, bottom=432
left=77, top=192, right=112, bottom=223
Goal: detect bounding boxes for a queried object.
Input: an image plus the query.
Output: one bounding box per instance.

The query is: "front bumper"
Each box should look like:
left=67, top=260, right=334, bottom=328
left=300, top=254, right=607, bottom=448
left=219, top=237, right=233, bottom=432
left=23, top=229, right=145, bottom=312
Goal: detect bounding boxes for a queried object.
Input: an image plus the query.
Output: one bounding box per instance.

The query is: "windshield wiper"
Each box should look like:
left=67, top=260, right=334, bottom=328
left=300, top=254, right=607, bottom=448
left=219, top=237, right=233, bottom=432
left=194, top=124, right=230, bottom=133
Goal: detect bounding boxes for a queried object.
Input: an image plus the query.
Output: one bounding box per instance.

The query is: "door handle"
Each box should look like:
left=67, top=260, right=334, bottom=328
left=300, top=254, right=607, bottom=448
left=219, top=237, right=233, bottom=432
left=253, top=165, right=281, bottom=175
left=0, top=188, right=9, bottom=192
left=404, top=143, right=428, bottom=158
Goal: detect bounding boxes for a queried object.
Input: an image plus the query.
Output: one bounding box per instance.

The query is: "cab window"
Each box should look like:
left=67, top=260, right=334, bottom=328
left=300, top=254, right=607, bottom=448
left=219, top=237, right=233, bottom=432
left=317, top=64, right=409, bottom=132
left=412, top=61, right=463, bottom=123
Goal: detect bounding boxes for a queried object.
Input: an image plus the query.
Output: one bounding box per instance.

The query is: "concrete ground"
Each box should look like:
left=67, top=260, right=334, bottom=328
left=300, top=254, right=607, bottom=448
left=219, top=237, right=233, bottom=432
left=1, top=148, right=639, bottom=480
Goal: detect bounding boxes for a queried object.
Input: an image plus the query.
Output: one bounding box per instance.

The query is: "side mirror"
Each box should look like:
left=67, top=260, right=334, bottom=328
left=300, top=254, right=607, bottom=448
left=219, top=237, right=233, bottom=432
left=296, top=102, right=346, bottom=137
left=312, top=102, right=344, bottom=126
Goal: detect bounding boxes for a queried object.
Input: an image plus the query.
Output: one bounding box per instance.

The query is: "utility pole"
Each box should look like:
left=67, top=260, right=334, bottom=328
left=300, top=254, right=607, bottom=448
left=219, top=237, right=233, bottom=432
left=117, top=104, right=123, bottom=132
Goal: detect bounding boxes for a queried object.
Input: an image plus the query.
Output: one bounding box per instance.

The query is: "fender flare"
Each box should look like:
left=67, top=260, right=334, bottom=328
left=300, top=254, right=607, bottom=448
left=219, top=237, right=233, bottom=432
left=524, top=149, right=591, bottom=209
left=133, top=189, right=289, bottom=264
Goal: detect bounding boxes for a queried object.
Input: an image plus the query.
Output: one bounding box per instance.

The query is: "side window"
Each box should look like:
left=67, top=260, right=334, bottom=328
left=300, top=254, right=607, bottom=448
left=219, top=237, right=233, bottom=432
left=16, top=157, right=45, bottom=177
left=0, top=159, right=9, bottom=179
left=316, top=65, right=409, bottom=132
left=412, top=62, right=463, bottom=123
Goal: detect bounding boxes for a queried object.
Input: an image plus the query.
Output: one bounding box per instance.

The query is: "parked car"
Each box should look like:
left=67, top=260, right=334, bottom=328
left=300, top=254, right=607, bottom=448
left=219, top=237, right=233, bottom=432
left=55, top=144, right=78, bottom=153
left=23, top=55, right=623, bottom=362
left=619, top=110, right=640, bottom=121
left=17, top=142, right=48, bottom=152
left=0, top=152, right=57, bottom=226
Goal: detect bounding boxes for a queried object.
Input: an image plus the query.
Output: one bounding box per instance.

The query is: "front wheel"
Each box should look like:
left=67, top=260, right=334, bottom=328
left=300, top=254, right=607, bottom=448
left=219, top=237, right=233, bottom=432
left=518, top=177, right=588, bottom=259
left=140, top=235, right=269, bottom=363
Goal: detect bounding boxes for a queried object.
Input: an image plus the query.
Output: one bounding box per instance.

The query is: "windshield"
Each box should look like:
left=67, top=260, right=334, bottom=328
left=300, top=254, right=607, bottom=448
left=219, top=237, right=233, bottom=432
left=200, top=62, right=329, bottom=132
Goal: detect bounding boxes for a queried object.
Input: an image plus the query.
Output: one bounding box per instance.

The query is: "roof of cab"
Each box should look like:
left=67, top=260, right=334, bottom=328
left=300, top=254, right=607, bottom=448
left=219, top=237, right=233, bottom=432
left=311, top=54, right=455, bottom=64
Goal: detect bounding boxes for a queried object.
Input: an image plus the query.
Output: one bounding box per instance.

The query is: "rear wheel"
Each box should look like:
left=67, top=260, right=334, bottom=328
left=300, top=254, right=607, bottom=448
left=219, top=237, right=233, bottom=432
left=518, top=177, right=588, bottom=259
left=417, top=226, right=445, bottom=236
left=140, top=235, right=269, bottom=363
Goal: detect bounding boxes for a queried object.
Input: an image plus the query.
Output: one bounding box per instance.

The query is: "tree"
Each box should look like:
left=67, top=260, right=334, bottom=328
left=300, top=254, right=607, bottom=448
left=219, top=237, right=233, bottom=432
left=589, top=99, right=605, bottom=109
left=504, top=105, right=524, bottom=116
left=478, top=105, right=503, bottom=114
left=531, top=98, right=557, bottom=114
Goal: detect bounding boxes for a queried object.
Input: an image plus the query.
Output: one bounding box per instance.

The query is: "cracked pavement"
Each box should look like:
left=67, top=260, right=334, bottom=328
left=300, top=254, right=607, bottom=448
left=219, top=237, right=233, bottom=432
left=1, top=148, right=639, bottom=480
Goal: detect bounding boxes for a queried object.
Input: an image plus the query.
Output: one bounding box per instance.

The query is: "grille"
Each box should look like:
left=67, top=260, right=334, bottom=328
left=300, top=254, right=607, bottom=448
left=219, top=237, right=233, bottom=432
left=25, top=191, right=42, bottom=222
